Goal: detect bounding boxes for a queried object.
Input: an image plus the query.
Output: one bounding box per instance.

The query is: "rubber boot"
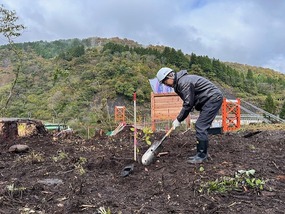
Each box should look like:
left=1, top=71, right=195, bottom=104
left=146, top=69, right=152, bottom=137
left=188, top=142, right=200, bottom=160
left=187, top=140, right=208, bottom=164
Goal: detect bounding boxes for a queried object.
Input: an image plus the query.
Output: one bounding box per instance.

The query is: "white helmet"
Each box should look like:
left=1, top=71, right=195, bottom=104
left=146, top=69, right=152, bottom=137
left=156, top=67, right=173, bottom=83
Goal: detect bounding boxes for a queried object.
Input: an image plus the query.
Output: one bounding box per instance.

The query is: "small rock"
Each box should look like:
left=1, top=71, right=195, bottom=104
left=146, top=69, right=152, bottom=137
left=8, top=144, right=29, bottom=153
left=38, top=178, right=63, bottom=186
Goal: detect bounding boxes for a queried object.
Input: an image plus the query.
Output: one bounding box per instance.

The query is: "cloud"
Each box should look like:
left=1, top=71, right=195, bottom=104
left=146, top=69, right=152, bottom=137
left=1, top=0, right=285, bottom=74
left=263, top=55, right=285, bottom=73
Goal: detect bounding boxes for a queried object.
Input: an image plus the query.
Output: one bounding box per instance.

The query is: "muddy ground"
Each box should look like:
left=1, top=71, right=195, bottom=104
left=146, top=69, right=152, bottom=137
left=0, top=124, right=285, bottom=214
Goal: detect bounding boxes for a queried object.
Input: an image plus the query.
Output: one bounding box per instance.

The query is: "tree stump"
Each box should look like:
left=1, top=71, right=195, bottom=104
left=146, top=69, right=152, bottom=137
left=0, top=118, right=47, bottom=140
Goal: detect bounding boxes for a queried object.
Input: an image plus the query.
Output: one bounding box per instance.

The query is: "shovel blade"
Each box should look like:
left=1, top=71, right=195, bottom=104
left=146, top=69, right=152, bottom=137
left=141, top=127, right=174, bottom=166
left=141, top=141, right=163, bottom=165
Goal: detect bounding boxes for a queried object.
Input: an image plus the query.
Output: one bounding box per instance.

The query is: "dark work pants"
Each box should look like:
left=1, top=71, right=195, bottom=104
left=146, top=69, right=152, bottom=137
left=195, top=95, right=223, bottom=142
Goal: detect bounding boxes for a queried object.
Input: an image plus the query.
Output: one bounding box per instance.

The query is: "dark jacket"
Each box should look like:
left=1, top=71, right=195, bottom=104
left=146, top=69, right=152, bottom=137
left=174, top=70, right=222, bottom=122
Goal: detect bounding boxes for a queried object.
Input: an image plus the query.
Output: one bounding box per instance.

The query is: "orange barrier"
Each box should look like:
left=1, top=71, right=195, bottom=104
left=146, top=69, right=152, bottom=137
left=222, top=98, right=241, bottom=132
left=115, top=106, right=126, bottom=123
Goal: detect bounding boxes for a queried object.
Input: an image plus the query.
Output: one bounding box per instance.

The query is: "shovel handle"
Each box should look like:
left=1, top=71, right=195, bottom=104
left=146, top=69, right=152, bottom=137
left=166, top=126, right=174, bottom=137
left=160, top=127, right=174, bottom=142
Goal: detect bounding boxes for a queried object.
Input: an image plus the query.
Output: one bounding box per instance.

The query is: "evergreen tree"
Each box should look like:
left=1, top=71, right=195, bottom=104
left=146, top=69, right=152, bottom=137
left=212, top=58, right=222, bottom=78
left=189, top=53, right=198, bottom=67
left=244, top=69, right=257, bottom=94
left=279, top=100, right=285, bottom=119
left=69, top=45, right=85, bottom=57
left=197, top=55, right=212, bottom=73
left=264, top=94, right=276, bottom=114
left=246, top=69, right=254, bottom=80
left=162, top=47, right=171, bottom=60
left=173, top=49, right=189, bottom=69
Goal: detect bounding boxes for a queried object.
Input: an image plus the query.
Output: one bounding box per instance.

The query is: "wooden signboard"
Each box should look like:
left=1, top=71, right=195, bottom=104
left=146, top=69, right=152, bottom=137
left=151, top=92, right=189, bottom=130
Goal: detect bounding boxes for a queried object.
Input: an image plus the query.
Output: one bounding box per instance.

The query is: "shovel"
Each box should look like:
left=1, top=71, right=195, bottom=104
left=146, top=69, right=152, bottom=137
left=141, top=127, right=174, bottom=165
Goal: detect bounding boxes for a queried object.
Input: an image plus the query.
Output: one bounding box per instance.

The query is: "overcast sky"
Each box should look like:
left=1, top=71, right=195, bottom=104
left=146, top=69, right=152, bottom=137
left=1, top=0, right=285, bottom=74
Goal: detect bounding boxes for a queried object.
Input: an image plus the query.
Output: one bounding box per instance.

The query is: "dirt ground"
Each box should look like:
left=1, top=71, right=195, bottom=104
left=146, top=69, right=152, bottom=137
left=0, top=124, right=285, bottom=214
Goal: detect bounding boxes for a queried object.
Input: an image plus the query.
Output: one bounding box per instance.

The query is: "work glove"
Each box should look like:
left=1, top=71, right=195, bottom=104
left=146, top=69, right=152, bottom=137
left=172, top=119, right=181, bottom=130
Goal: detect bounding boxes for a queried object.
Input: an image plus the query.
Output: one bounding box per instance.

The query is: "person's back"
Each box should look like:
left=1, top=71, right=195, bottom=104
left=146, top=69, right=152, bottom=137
left=174, top=70, right=222, bottom=109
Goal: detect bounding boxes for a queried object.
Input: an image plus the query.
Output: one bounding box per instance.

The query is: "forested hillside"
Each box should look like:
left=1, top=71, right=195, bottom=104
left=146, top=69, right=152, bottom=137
left=1, top=37, right=285, bottom=136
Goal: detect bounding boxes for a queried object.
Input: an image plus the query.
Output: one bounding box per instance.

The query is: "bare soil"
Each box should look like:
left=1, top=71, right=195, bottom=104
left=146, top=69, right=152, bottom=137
left=0, top=125, right=285, bottom=214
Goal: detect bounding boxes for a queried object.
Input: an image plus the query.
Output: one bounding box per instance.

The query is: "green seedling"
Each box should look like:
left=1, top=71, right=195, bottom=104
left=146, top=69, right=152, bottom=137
left=75, top=157, right=88, bottom=175
left=52, top=151, right=68, bottom=162
left=78, top=157, right=87, bottom=164
left=199, top=177, right=237, bottom=194
left=75, top=164, right=86, bottom=175
left=18, top=151, right=44, bottom=164
left=142, top=127, right=153, bottom=145
left=235, top=169, right=265, bottom=190
left=200, top=169, right=265, bottom=194
left=130, top=126, right=153, bottom=145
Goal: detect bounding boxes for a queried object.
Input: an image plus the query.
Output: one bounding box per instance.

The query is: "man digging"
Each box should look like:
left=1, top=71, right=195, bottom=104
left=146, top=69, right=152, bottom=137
left=156, top=67, right=223, bottom=164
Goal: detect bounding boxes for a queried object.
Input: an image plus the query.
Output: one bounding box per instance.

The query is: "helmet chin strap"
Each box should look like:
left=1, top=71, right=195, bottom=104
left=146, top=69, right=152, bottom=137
left=166, top=71, right=174, bottom=79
